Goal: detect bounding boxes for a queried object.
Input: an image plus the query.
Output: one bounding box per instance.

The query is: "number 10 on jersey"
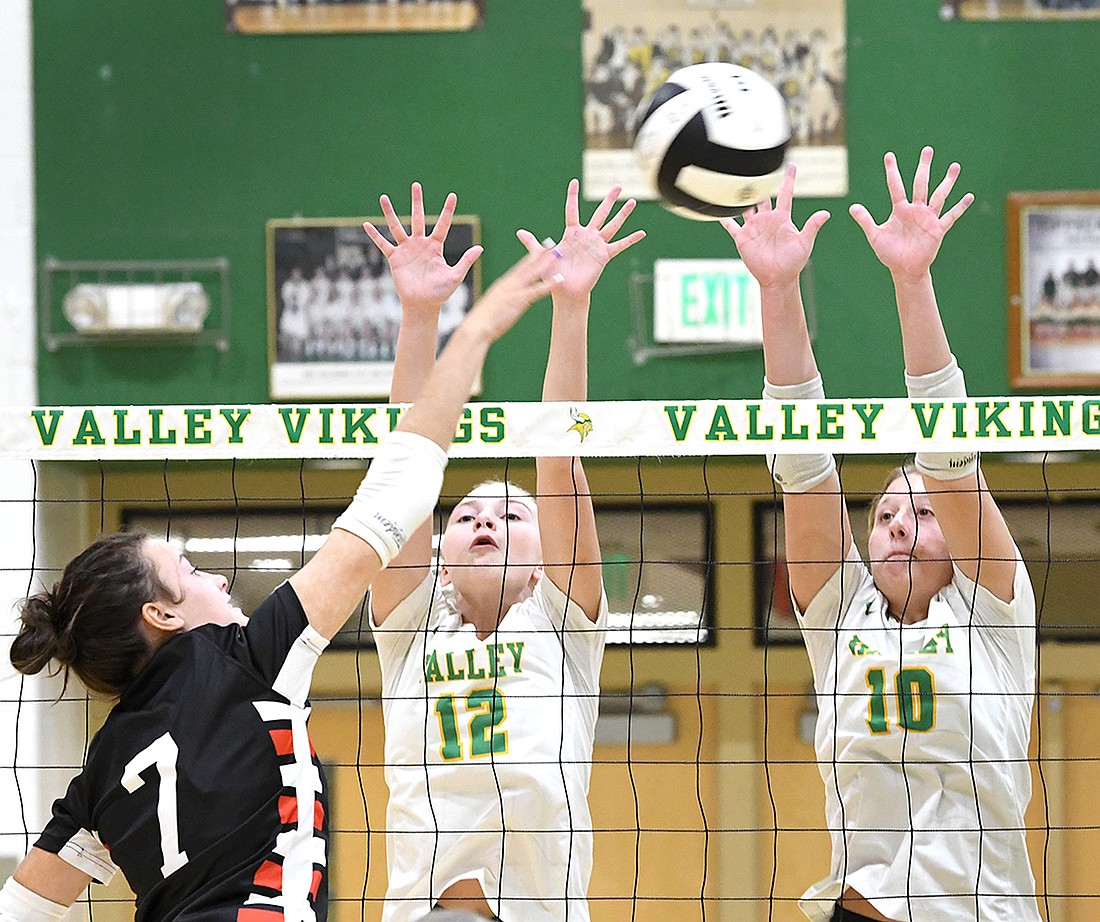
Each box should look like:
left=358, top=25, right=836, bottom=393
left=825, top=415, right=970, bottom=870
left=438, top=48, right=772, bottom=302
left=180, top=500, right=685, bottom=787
left=865, top=666, right=937, bottom=734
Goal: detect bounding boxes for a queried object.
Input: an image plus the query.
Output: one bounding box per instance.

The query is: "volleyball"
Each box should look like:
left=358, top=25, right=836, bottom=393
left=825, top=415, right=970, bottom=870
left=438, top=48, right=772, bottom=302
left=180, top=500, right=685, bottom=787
left=633, top=62, right=791, bottom=221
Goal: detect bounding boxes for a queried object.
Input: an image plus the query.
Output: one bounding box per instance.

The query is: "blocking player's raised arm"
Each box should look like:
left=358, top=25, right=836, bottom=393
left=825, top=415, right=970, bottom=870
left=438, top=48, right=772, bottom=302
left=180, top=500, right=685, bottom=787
left=520, top=179, right=644, bottom=620
left=720, top=163, right=845, bottom=612
left=851, top=147, right=1016, bottom=603
left=363, top=184, right=483, bottom=621
left=290, top=244, right=562, bottom=639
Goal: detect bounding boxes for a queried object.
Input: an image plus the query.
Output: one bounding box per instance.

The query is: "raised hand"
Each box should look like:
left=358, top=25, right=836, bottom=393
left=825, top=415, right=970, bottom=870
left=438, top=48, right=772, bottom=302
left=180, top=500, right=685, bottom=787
left=363, top=182, right=483, bottom=312
left=720, top=163, right=830, bottom=289
left=850, top=147, right=974, bottom=281
left=462, top=245, right=564, bottom=344
left=516, top=179, right=645, bottom=304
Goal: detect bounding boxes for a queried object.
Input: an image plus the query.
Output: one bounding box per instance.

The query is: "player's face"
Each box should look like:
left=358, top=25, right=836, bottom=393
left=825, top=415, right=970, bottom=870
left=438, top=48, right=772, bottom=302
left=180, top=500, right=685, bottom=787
left=867, top=474, right=953, bottom=617
left=440, top=484, right=543, bottom=592
left=145, top=538, right=247, bottom=630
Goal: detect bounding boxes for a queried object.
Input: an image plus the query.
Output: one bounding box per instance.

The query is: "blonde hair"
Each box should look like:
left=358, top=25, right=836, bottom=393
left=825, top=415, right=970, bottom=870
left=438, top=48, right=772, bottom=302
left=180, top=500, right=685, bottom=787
left=461, top=480, right=537, bottom=511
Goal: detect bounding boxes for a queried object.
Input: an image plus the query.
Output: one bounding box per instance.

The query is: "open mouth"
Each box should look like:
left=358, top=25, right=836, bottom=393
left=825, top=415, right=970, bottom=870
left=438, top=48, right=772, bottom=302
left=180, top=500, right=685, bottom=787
left=471, top=535, right=498, bottom=550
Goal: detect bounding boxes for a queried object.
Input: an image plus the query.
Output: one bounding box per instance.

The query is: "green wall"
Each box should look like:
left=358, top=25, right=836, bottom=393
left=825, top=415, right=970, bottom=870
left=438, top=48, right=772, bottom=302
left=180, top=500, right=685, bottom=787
left=33, top=0, right=1100, bottom=406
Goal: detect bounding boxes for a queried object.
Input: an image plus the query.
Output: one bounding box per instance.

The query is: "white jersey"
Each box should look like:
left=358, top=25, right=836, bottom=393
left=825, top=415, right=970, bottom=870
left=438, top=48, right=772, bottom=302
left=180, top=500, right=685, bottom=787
left=797, top=545, right=1041, bottom=922
left=370, top=573, right=608, bottom=922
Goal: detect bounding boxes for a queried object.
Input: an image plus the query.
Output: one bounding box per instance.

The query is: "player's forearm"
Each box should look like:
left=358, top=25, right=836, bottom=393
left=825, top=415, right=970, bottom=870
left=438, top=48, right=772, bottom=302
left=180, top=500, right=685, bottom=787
left=892, top=270, right=951, bottom=376
left=760, top=279, right=818, bottom=386
left=396, top=323, right=491, bottom=449
left=542, top=297, right=590, bottom=403
left=390, top=310, right=441, bottom=404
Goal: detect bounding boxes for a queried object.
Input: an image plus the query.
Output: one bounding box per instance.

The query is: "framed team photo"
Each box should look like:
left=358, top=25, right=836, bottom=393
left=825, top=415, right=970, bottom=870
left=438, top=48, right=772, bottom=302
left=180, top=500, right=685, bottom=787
left=1007, top=191, right=1100, bottom=390
left=581, top=0, right=848, bottom=201
left=267, top=215, right=481, bottom=401
left=226, top=0, right=485, bottom=34
left=940, top=0, right=1100, bottom=20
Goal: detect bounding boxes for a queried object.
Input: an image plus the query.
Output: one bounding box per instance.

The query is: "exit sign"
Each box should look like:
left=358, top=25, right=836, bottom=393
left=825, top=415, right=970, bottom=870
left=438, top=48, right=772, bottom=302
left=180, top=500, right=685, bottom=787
left=653, top=259, right=762, bottom=345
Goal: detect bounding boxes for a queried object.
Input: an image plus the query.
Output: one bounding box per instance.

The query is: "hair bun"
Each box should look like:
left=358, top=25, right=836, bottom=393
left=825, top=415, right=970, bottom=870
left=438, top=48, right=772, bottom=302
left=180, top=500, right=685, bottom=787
left=10, top=588, right=68, bottom=675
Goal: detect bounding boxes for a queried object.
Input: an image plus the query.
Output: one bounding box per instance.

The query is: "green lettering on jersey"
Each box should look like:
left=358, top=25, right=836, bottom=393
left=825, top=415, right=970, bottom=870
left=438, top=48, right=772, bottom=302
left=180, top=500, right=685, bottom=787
left=444, top=652, right=466, bottom=681
left=466, top=648, right=487, bottom=680
left=487, top=644, right=507, bottom=678
left=848, top=634, right=878, bottom=656
left=919, top=624, right=954, bottom=655
left=506, top=641, right=525, bottom=673
left=423, top=651, right=444, bottom=684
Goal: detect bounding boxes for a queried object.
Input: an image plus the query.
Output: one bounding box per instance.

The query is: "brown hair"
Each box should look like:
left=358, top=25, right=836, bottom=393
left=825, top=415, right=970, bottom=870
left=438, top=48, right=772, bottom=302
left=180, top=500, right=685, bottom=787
left=866, top=463, right=919, bottom=533
left=10, top=532, right=177, bottom=698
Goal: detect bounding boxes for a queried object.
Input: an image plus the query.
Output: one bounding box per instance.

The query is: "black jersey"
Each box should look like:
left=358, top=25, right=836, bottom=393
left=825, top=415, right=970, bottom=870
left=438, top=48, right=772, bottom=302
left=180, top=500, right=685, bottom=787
left=35, top=582, right=330, bottom=922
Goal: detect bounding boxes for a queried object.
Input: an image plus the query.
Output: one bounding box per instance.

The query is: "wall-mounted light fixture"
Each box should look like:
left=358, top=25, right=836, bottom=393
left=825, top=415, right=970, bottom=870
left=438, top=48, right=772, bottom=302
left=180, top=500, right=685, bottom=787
left=40, top=257, right=231, bottom=352
left=62, top=282, right=209, bottom=334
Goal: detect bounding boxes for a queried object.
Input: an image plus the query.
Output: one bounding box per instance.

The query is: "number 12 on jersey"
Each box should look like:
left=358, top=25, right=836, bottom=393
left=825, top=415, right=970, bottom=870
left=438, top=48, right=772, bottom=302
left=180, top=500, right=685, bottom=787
left=435, top=689, right=508, bottom=761
left=865, top=666, right=936, bottom=734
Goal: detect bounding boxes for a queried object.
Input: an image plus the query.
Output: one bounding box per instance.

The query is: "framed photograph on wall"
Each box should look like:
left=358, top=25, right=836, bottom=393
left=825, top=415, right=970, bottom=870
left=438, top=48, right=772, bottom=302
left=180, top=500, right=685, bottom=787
left=267, top=215, right=481, bottom=400
left=226, top=0, right=485, bottom=34
left=1007, top=191, right=1100, bottom=390
left=581, top=0, right=848, bottom=201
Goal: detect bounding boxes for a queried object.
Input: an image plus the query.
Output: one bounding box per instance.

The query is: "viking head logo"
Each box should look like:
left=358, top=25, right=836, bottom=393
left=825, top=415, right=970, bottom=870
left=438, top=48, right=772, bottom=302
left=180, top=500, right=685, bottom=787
left=567, top=407, right=593, bottom=442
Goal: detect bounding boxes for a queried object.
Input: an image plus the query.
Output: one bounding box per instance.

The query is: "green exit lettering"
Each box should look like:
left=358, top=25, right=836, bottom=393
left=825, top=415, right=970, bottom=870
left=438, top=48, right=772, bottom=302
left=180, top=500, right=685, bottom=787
left=679, top=271, right=753, bottom=333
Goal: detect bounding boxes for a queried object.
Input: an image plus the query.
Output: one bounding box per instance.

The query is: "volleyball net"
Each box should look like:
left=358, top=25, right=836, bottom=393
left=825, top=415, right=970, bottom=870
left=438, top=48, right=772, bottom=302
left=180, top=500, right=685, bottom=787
left=2, top=397, right=1099, bottom=921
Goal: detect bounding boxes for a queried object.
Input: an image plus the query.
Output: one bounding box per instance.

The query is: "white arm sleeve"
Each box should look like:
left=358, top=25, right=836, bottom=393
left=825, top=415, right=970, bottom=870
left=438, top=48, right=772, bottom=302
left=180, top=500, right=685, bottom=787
left=0, top=880, right=68, bottom=922
left=332, top=430, right=448, bottom=566
left=906, top=355, right=978, bottom=480
left=763, top=376, right=836, bottom=493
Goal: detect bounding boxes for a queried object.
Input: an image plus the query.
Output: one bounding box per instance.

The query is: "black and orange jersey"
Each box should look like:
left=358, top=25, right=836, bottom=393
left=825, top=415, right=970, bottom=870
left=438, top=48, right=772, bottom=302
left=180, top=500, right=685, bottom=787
left=36, top=582, right=330, bottom=922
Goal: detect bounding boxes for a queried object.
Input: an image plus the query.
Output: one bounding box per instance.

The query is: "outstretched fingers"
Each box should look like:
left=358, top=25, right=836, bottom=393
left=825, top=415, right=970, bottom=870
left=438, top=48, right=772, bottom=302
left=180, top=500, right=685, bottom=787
left=940, top=191, right=975, bottom=232
left=409, top=182, right=426, bottom=237
left=565, top=178, right=581, bottom=229
left=848, top=202, right=879, bottom=242
left=362, top=220, right=394, bottom=257
left=587, top=181, right=622, bottom=231
left=600, top=196, right=637, bottom=240
left=929, top=161, right=962, bottom=215
left=883, top=151, right=908, bottom=205
left=515, top=228, right=544, bottom=256
left=607, top=228, right=646, bottom=258
left=451, top=244, right=484, bottom=279
left=430, top=191, right=459, bottom=242
left=379, top=192, right=409, bottom=244
left=911, top=146, right=934, bottom=205
left=774, top=161, right=797, bottom=214
left=801, top=209, right=831, bottom=245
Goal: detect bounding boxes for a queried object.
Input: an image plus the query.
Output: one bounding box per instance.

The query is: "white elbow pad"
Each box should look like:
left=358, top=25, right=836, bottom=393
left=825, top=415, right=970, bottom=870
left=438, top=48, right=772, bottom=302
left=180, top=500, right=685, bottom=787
left=906, top=356, right=978, bottom=480
left=0, top=879, right=69, bottom=922
left=332, top=430, right=448, bottom=566
left=763, top=376, right=837, bottom=493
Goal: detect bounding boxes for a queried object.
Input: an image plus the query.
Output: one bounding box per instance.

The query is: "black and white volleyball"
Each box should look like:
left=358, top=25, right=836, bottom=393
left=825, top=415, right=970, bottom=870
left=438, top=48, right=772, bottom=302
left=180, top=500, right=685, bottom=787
left=633, top=62, right=791, bottom=221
